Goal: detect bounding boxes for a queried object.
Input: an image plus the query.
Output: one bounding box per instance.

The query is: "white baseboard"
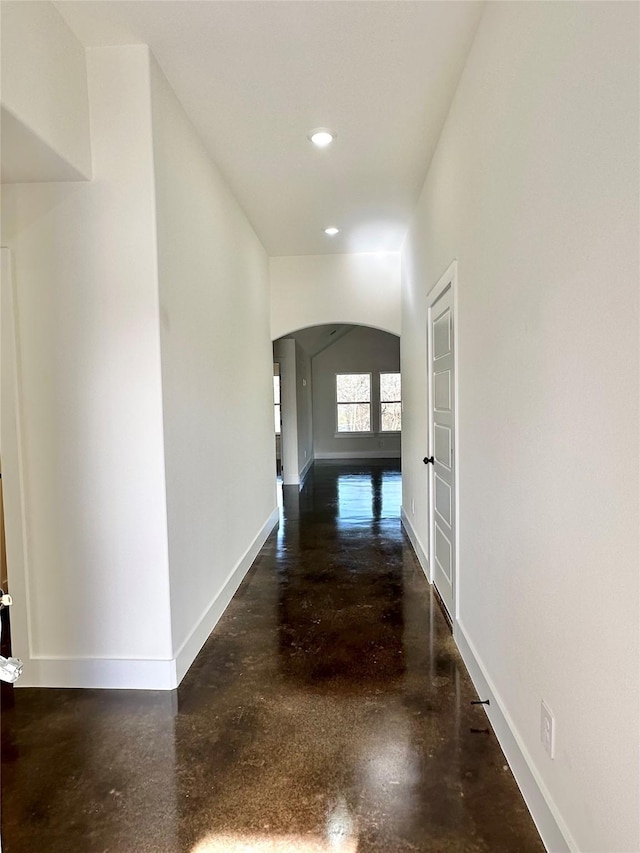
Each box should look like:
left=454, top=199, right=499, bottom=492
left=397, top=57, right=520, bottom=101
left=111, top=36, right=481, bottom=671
left=399, top=522, right=574, bottom=853
left=173, top=506, right=280, bottom=685
left=314, top=450, right=401, bottom=460
left=299, top=455, right=313, bottom=486
left=18, top=507, right=280, bottom=691
left=454, top=620, right=575, bottom=853
left=19, top=656, right=176, bottom=690
left=400, top=507, right=430, bottom=581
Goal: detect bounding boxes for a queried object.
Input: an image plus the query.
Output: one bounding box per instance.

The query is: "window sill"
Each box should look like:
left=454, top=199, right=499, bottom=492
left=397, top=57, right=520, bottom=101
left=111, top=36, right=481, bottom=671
left=334, top=431, right=374, bottom=438
left=333, top=431, right=401, bottom=439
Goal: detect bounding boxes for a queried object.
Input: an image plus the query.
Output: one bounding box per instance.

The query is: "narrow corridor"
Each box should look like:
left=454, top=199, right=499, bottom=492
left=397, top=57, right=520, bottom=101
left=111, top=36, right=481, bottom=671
left=2, top=461, right=543, bottom=852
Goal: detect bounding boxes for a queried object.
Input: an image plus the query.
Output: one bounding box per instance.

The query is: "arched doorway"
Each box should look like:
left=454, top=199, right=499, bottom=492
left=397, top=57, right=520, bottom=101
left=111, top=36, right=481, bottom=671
left=272, top=324, right=401, bottom=488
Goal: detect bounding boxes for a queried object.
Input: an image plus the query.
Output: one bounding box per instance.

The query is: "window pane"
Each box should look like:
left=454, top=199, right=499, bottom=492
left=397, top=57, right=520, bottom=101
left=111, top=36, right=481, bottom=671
left=337, top=403, right=371, bottom=432
left=273, top=375, right=280, bottom=405
left=380, top=372, right=401, bottom=402
left=274, top=404, right=281, bottom=434
left=336, top=373, right=370, bottom=403
left=381, top=402, right=401, bottom=432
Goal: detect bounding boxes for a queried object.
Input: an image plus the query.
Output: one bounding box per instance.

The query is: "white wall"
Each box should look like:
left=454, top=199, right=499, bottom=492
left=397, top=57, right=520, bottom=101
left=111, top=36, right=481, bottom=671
left=295, top=341, right=313, bottom=480
left=273, top=338, right=299, bottom=486
left=149, top=56, right=278, bottom=680
left=401, top=4, right=639, bottom=851
left=312, top=327, right=400, bottom=460
left=1, top=45, right=173, bottom=686
left=0, top=248, right=30, bottom=668
left=1, top=0, right=91, bottom=181
left=272, top=338, right=313, bottom=484
left=270, top=252, right=401, bottom=339
left=1, top=31, right=279, bottom=689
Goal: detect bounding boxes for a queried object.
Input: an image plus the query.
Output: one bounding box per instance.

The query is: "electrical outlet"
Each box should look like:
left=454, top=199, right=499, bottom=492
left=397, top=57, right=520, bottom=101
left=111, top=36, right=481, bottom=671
left=411, top=498, right=415, bottom=515
left=541, top=701, right=555, bottom=758
left=304, top=449, right=307, bottom=458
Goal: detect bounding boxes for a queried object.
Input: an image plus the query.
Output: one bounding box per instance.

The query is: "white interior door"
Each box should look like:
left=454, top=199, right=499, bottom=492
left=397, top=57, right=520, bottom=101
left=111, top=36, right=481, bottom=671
left=428, top=283, right=455, bottom=618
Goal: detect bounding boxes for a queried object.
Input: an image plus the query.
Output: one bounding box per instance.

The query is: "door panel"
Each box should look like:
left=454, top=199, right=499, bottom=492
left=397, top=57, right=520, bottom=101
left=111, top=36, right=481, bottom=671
left=434, top=522, right=452, bottom=583
left=434, top=424, right=451, bottom=468
left=433, top=371, right=451, bottom=411
left=434, top=474, right=451, bottom=525
left=433, top=309, right=451, bottom=358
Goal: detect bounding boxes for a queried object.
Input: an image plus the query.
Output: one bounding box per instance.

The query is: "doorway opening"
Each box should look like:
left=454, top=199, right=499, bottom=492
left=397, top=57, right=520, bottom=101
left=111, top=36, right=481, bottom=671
left=272, top=324, right=401, bottom=498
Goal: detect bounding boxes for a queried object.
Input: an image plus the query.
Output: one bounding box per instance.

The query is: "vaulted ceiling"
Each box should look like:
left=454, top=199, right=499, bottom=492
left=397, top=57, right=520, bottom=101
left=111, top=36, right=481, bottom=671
left=55, top=1, right=483, bottom=256
left=283, top=324, right=353, bottom=357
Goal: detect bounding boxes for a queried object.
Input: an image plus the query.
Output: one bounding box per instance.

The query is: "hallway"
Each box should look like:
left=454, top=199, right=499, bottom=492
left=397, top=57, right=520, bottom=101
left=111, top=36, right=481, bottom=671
left=2, top=461, right=543, bottom=852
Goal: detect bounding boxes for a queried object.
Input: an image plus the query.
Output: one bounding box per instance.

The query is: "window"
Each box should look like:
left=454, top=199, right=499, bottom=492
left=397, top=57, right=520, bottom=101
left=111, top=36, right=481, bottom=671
left=336, top=373, right=371, bottom=432
left=273, top=369, right=281, bottom=434
left=380, top=372, right=401, bottom=432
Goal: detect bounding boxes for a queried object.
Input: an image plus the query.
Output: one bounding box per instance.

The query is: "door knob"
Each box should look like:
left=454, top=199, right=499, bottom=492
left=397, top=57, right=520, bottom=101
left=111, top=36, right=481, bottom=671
left=423, top=456, right=434, bottom=465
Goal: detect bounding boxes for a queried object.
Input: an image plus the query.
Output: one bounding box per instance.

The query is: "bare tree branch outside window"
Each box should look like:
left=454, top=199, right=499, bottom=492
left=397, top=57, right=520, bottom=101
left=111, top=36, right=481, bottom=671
left=380, top=373, right=401, bottom=432
left=273, top=375, right=281, bottom=434
left=336, top=373, right=371, bottom=432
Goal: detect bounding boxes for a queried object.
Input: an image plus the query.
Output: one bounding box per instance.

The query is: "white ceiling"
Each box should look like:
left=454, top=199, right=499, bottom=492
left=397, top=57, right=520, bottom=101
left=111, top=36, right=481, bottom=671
left=55, top=1, right=483, bottom=257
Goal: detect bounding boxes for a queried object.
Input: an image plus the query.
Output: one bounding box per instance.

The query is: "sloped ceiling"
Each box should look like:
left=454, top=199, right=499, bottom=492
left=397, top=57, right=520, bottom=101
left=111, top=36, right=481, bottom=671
left=284, top=324, right=355, bottom=358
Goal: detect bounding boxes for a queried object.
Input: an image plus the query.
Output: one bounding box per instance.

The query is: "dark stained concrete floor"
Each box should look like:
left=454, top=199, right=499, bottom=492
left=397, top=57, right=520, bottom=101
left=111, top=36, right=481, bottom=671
left=1, top=461, right=544, bottom=853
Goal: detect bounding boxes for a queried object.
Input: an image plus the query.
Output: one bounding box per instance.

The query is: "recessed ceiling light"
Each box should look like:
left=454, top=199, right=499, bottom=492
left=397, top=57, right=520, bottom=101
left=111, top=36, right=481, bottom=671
left=324, top=227, right=340, bottom=236
left=308, top=128, right=336, bottom=148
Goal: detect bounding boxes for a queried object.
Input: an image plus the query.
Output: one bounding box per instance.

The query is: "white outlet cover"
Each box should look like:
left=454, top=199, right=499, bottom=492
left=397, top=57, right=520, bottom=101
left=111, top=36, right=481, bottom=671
left=541, top=700, right=555, bottom=759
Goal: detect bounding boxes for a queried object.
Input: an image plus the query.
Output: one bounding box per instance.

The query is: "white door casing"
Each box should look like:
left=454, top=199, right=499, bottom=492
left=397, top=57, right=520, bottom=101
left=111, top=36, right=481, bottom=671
left=0, top=247, right=31, bottom=664
left=427, top=262, right=457, bottom=620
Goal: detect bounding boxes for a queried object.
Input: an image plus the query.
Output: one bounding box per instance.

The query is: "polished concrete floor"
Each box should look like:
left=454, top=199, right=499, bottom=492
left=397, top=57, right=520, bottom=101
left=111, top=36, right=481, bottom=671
left=1, top=461, right=544, bottom=853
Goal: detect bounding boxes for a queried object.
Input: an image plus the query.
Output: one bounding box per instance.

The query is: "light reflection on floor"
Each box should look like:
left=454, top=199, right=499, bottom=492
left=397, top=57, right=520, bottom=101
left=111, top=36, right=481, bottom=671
left=193, top=796, right=358, bottom=852
left=192, top=834, right=357, bottom=853
left=2, top=460, right=544, bottom=853
left=337, top=469, right=400, bottom=521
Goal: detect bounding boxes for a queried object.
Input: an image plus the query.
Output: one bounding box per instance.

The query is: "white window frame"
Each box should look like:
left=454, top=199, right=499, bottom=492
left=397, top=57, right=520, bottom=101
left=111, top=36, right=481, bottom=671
left=379, top=372, right=401, bottom=433
left=273, top=369, right=281, bottom=435
left=335, top=372, right=373, bottom=436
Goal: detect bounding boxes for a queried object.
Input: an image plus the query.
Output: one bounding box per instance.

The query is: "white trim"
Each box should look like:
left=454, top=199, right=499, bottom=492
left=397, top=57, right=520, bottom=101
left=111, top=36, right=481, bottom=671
left=426, top=259, right=459, bottom=616
left=0, top=248, right=32, bottom=662
left=18, top=656, right=176, bottom=690
left=299, top=455, right=313, bottom=486
left=335, top=371, right=373, bottom=435
left=333, top=431, right=399, bottom=439
left=18, top=507, right=280, bottom=690
left=173, top=506, right=280, bottom=685
left=400, top=507, right=429, bottom=580
left=455, top=620, right=576, bottom=853
left=333, top=431, right=374, bottom=438
left=314, top=450, right=401, bottom=460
